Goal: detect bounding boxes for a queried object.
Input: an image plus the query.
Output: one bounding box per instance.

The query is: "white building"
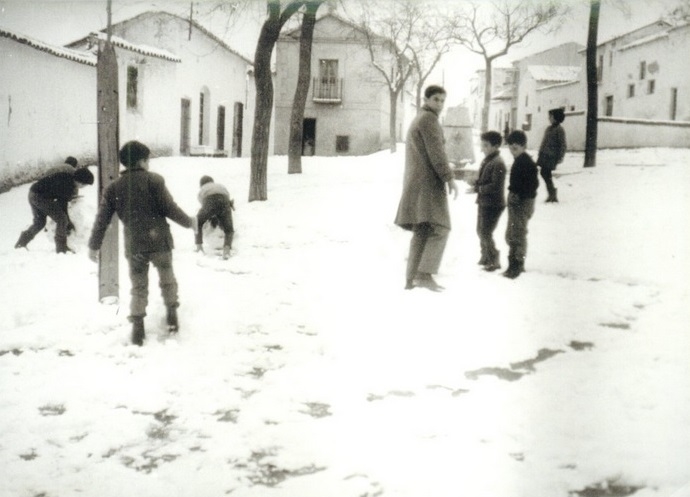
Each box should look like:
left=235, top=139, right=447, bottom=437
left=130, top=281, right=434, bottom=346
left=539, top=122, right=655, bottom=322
left=0, top=27, right=179, bottom=190
left=67, top=11, right=257, bottom=158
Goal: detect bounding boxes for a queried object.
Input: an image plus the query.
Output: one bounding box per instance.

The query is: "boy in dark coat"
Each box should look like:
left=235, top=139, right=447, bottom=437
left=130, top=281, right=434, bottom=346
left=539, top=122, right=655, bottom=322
left=394, top=85, right=458, bottom=291
left=15, top=167, right=94, bottom=253
left=473, top=130, right=506, bottom=271
left=195, top=175, right=235, bottom=259
left=504, top=130, right=539, bottom=279
left=88, top=141, right=197, bottom=346
left=537, top=107, right=566, bottom=202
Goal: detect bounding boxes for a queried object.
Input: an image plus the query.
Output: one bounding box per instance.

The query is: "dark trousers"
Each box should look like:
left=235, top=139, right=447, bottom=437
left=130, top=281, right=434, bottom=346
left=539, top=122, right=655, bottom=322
left=21, top=191, right=69, bottom=244
left=406, top=222, right=450, bottom=280
left=196, top=195, right=234, bottom=247
left=505, top=194, right=535, bottom=262
left=540, top=167, right=556, bottom=197
left=477, top=206, right=504, bottom=262
left=128, top=251, right=179, bottom=318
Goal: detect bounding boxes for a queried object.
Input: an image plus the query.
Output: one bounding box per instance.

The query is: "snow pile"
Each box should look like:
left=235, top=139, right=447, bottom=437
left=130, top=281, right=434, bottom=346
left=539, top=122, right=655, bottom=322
left=0, top=146, right=689, bottom=497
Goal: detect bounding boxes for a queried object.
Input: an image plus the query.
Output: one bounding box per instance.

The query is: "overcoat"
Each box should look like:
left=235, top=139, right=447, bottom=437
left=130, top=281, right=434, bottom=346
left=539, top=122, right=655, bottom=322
left=89, top=167, right=192, bottom=257
left=394, top=105, right=454, bottom=231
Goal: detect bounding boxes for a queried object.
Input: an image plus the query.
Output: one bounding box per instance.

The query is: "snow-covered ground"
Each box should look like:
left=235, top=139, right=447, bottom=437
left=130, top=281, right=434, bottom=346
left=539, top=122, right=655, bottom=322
left=1, top=145, right=689, bottom=497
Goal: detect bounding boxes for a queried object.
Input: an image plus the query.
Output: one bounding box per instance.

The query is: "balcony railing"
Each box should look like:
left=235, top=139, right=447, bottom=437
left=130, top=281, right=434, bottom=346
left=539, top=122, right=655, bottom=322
left=312, top=77, right=343, bottom=103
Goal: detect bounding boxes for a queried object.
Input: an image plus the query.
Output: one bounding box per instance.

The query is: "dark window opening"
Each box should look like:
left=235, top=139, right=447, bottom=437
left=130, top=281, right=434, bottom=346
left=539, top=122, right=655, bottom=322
left=628, top=84, right=635, bottom=98
left=605, top=95, right=614, bottom=116
left=217, top=105, right=226, bottom=151
left=336, top=135, right=350, bottom=153
left=199, top=92, right=204, bottom=145
left=639, top=61, right=646, bottom=80
left=127, top=66, right=138, bottom=109
left=647, top=80, right=655, bottom=95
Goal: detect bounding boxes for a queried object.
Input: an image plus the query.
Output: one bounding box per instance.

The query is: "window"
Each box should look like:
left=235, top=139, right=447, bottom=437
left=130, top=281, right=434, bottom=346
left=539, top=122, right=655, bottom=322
left=639, top=61, right=646, bottom=80
left=628, top=84, right=635, bottom=98
left=647, top=80, right=655, bottom=94
left=522, top=113, right=532, bottom=131
left=605, top=95, right=614, bottom=116
left=336, top=135, right=350, bottom=153
left=127, top=66, right=138, bottom=109
left=199, top=92, right=205, bottom=145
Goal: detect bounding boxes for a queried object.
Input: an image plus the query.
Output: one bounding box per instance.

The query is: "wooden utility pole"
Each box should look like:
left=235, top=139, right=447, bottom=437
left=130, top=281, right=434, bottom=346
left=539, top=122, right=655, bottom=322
left=96, top=0, right=120, bottom=301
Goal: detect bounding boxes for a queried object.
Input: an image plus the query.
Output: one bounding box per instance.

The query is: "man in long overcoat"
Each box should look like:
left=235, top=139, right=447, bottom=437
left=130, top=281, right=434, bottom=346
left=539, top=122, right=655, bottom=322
left=395, top=85, right=458, bottom=291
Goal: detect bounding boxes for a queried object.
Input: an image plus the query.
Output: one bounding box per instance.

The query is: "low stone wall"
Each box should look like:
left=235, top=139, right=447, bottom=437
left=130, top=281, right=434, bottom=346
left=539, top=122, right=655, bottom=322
left=562, top=111, right=690, bottom=150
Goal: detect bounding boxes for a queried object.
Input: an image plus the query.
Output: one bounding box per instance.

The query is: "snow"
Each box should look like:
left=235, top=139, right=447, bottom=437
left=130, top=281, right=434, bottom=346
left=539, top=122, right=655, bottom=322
left=1, top=145, right=689, bottom=497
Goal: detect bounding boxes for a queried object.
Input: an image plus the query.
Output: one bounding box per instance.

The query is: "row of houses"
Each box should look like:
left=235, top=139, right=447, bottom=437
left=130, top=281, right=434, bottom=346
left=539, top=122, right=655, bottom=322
left=1, top=9, right=405, bottom=189
left=470, top=20, right=690, bottom=150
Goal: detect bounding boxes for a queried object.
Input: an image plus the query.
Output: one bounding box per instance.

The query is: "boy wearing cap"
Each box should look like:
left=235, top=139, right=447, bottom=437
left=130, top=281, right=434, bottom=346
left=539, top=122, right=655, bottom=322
left=537, top=107, right=567, bottom=203
left=195, top=175, right=235, bottom=259
left=88, top=140, right=197, bottom=346
left=15, top=166, right=94, bottom=253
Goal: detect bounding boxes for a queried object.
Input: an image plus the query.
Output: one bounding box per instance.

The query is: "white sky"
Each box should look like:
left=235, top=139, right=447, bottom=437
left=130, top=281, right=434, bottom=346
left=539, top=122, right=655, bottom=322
left=0, top=0, right=683, bottom=105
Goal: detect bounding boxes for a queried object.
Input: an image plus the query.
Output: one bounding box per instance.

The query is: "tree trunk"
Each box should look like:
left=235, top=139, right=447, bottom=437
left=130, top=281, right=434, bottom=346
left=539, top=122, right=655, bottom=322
left=481, top=57, right=492, bottom=132
left=584, top=0, right=600, bottom=168
left=249, top=1, right=305, bottom=201
left=389, top=90, right=399, bottom=153
left=415, top=80, right=423, bottom=112
left=288, top=3, right=319, bottom=174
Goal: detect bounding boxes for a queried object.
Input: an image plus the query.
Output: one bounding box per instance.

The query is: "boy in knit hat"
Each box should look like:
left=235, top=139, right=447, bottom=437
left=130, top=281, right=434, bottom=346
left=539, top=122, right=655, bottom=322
left=88, top=140, right=197, bottom=346
left=195, top=175, right=235, bottom=259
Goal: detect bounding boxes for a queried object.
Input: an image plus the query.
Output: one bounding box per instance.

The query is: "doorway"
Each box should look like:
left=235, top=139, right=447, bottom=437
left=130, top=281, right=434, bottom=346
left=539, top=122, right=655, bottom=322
left=670, top=88, right=678, bottom=121
left=302, top=118, right=316, bottom=156
left=217, top=105, right=226, bottom=152
left=180, top=98, right=191, bottom=156
left=232, top=102, right=243, bottom=157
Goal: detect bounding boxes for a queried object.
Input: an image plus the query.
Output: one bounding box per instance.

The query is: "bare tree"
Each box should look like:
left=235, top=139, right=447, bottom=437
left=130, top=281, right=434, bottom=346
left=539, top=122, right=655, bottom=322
left=249, top=0, right=307, bottom=202
left=668, top=0, right=690, bottom=21
left=449, top=0, right=569, bottom=132
left=287, top=1, right=324, bottom=174
left=358, top=0, right=422, bottom=153
left=408, top=11, right=453, bottom=111
left=583, top=0, right=600, bottom=168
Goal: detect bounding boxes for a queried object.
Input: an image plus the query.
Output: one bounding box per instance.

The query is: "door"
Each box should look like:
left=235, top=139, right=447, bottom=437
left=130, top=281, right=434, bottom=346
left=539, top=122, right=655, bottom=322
left=180, top=98, right=191, bottom=156
left=217, top=105, right=226, bottom=152
left=232, top=102, right=243, bottom=157
left=670, top=88, right=678, bottom=121
left=302, top=118, right=316, bottom=156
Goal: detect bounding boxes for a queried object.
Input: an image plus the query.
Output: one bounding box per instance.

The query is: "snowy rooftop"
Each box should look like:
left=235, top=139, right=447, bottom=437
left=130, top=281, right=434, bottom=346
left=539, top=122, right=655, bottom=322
left=0, top=27, right=96, bottom=66
left=83, top=33, right=181, bottom=62
left=528, top=65, right=581, bottom=83
left=618, top=31, right=670, bottom=51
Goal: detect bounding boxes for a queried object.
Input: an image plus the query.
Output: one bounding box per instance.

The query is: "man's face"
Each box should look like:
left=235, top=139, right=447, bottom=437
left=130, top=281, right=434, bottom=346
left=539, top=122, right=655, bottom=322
left=425, top=92, right=446, bottom=113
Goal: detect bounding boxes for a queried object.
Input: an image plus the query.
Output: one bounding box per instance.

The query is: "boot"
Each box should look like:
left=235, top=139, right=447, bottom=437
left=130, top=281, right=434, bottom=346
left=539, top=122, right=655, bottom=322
left=546, top=187, right=558, bottom=203
left=502, top=257, right=524, bottom=279
left=166, top=306, right=179, bottom=334
left=55, top=235, right=73, bottom=254
left=130, top=316, right=146, bottom=346
left=483, top=250, right=501, bottom=272
left=14, top=230, right=33, bottom=249
left=222, top=245, right=231, bottom=260
left=414, top=272, right=444, bottom=292
left=477, top=251, right=488, bottom=266
left=551, top=188, right=558, bottom=203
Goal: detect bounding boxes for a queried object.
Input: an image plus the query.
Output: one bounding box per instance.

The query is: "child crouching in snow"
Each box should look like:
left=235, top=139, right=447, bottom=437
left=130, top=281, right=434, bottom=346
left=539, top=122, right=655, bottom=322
left=195, top=175, right=235, bottom=260
left=88, top=141, right=197, bottom=346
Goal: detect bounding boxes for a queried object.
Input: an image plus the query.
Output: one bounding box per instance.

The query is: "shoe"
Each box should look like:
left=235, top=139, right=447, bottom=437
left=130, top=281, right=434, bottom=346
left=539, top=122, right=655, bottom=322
left=483, top=260, right=501, bottom=272
left=477, top=253, right=488, bottom=265
left=502, top=257, right=524, bottom=279
left=222, top=246, right=231, bottom=260
left=166, top=306, right=179, bottom=334
left=414, top=273, right=444, bottom=292
left=131, top=316, right=146, bottom=346
left=405, top=279, right=415, bottom=290
left=15, top=231, right=33, bottom=249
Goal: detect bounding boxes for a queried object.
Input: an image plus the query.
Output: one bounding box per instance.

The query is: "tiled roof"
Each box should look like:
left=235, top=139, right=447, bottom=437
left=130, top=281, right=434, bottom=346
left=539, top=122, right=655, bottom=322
left=85, top=32, right=181, bottom=62
left=528, top=65, right=580, bottom=83
left=0, top=27, right=96, bottom=66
